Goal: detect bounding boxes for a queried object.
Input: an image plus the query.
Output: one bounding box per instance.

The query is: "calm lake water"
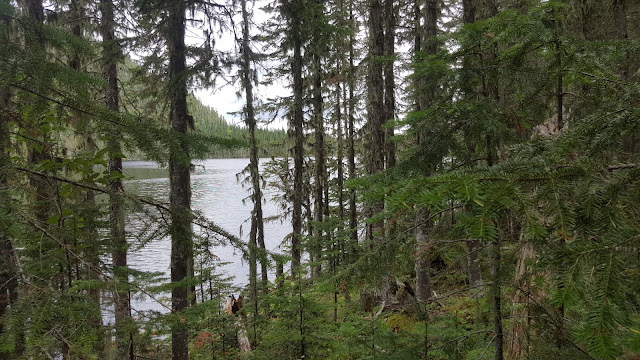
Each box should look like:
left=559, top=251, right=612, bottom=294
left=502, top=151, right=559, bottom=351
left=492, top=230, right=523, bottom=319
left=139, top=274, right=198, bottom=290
left=121, top=158, right=289, bottom=314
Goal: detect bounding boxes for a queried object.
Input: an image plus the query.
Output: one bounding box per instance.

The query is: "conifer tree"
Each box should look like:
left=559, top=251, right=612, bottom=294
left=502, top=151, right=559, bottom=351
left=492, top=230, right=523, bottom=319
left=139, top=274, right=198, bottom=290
left=166, top=0, right=192, bottom=358
left=281, top=0, right=305, bottom=272
left=100, top=0, right=133, bottom=357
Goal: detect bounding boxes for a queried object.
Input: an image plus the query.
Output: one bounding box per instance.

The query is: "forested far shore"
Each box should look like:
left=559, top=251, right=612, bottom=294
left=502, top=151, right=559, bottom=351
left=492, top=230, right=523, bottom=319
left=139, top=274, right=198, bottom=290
left=1, top=0, right=640, bottom=359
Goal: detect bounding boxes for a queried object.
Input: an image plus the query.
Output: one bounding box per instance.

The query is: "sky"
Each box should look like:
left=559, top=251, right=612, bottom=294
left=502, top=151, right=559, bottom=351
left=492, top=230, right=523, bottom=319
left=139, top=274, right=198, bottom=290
left=189, top=0, right=290, bottom=130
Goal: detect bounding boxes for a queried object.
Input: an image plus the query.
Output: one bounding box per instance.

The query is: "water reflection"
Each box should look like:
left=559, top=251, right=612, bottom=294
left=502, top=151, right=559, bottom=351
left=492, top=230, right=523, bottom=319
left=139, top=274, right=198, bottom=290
left=121, top=158, right=289, bottom=314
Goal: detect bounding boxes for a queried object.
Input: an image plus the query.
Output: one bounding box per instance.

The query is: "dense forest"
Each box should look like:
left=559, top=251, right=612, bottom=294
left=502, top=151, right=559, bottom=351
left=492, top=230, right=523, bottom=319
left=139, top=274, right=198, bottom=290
left=1, top=0, right=640, bottom=359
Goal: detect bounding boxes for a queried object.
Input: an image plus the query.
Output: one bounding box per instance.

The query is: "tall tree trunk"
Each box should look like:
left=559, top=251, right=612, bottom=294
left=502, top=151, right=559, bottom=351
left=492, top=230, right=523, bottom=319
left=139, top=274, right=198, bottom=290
left=383, top=0, right=395, bottom=169
left=414, top=0, right=439, bottom=304
left=168, top=0, right=192, bottom=358
left=363, top=0, right=389, bottom=311
left=241, top=0, right=264, bottom=343
left=25, top=0, right=51, bottom=223
left=367, top=0, right=385, bottom=238
left=462, top=0, right=484, bottom=299
left=492, top=234, right=504, bottom=360
left=347, top=0, right=358, bottom=264
left=336, top=82, right=345, bottom=260
left=312, top=40, right=324, bottom=279
left=100, top=0, right=133, bottom=357
left=479, top=1, right=502, bottom=358
left=289, top=0, right=304, bottom=273
left=413, top=0, right=421, bottom=62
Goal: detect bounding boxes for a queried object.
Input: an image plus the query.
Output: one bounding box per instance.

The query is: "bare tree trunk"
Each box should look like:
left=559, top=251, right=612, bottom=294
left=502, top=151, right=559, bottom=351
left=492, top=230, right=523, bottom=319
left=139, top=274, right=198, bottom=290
left=168, top=0, right=192, bottom=358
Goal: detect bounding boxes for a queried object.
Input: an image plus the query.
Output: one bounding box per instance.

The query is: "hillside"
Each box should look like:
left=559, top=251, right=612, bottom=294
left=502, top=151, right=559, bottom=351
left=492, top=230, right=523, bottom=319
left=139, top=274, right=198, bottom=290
left=188, top=97, right=288, bottom=158
left=120, top=59, right=288, bottom=159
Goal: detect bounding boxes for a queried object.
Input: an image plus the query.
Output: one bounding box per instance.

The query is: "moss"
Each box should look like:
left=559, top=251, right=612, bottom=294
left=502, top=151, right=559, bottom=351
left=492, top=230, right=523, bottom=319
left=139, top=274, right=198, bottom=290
left=385, top=314, right=415, bottom=333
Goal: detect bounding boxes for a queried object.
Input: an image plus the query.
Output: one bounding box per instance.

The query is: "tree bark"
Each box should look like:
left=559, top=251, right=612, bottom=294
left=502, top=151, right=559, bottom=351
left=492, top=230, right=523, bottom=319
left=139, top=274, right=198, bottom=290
left=347, top=0, right=358, bottom=263
left=99, top=0, right=133, bottom=357
left=612, top=0, right=628, bottom=78
left=288, top=0, right=304, bottom=273
left=505, top=238, right=536, bottom=360
left=167, top=0, right=192, bottom=358
left=492, top=235, right=504, bottom=360
left=479, top=1, right=503, bottom=358
left=415, top=210, right=431, bottom=302
left=414, top=0, right=438, bottom=304
left=462, top=0, right=484, bottom=299
left=383, top=0, right=396, bottom=169
left=312, top=22, right=324, bottom=279
left=367, top=0, right=385, bottom=239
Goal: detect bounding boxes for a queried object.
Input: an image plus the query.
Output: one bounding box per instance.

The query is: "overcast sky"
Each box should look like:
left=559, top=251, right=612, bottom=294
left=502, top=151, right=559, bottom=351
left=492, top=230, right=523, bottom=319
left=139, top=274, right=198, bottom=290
left=188, top=1, right=290, bottom=130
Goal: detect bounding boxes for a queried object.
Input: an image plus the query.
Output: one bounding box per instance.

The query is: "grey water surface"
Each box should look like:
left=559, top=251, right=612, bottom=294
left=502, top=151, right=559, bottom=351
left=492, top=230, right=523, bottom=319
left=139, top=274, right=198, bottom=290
left=121, top=158, right=290, bottom=315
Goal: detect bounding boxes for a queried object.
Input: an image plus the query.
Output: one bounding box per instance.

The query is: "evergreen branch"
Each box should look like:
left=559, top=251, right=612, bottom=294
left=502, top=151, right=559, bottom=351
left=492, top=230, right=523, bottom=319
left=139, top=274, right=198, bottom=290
left=26, top=216, right=174, bottom=315
left=15, top=166, right=248, bottom=250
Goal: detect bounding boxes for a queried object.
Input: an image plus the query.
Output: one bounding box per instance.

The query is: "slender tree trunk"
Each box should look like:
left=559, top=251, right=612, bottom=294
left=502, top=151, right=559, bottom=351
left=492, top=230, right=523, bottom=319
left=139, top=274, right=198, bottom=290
left=100, top=0, right=133, bottom=357
left=383, top=0, right=395, bottom=169
left=289, top=0, right=304, bottom=273
left=25, top=0, right=51, bottom=223
left=347, top=0, right=358, bottom=263
left=336, top=81, right=345, bottom=260
left=462, top=0, right=484, bottom=299
left=612, top=0, right=628, bottom=79
left=413, top=0, right=421, bottom=62
left=492, top=234, right=504, bottom=360
left=414, top=0, right=438, bottom=304
left=367, top=0, right=385, bottom=235
left=335, top=79, right=345, bottom=308
left=312, top=44, right=324, bottom=279
left=415, top=210, right=431, bottom=301
left=479, top=2, right=502, bottom=358
left=168, top=0, right=192, bottom=358
left=241, top=0, right=263, bottom=341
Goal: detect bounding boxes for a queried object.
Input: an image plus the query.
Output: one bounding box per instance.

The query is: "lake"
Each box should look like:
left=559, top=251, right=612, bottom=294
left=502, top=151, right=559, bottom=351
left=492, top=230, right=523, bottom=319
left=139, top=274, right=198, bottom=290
left=121, top=158, right=290, bottom=314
